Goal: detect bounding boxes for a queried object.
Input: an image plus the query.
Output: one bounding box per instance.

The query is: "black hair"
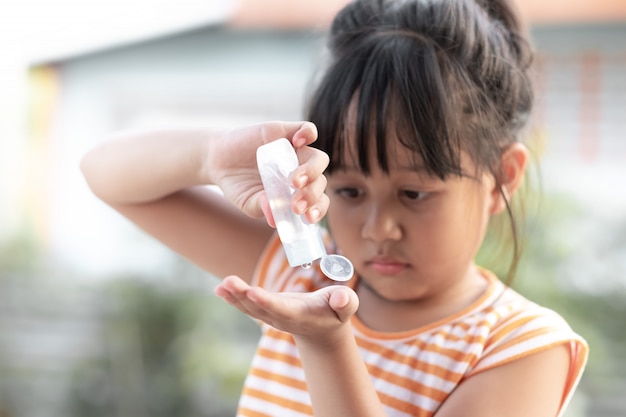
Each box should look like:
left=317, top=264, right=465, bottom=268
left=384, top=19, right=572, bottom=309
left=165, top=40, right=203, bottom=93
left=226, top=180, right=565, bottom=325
left=306, top=0, right=535, bottom=281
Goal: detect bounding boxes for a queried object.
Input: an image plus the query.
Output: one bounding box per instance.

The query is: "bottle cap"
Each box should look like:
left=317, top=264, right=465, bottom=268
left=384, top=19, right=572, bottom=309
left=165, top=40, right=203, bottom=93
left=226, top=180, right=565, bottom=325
left=320, top=254, right=354, bottom=281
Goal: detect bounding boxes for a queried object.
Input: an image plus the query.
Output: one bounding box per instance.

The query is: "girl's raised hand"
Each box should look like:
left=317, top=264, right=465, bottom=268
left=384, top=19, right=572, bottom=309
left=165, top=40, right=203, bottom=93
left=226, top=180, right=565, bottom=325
left=214, top=276, right=359, bottom=344
left=207, top=121, right=329, bottom=226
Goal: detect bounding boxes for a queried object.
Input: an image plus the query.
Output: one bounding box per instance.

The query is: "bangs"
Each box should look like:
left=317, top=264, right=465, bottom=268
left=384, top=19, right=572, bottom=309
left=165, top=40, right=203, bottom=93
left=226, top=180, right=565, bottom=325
left=307, top=31, right=464, bottom=179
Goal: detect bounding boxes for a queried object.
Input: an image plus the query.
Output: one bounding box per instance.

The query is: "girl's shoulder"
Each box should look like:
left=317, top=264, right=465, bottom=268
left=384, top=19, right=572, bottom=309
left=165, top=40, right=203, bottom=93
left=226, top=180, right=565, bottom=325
left=473, top=268, right=582, bottom=338
left=459, top=268, right=589, bottom=377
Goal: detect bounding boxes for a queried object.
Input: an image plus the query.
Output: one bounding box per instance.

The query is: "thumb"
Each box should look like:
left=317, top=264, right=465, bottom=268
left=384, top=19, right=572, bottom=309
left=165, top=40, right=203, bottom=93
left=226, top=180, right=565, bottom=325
left=259, top=193, right=276, bottom=228
left=328, top=286, right=359, bottom=323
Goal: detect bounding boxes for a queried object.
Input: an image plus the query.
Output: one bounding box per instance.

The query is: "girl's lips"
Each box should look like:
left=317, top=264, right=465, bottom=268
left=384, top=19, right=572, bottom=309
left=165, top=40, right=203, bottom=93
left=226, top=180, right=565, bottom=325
left=366, top=259, right=410, bottom=275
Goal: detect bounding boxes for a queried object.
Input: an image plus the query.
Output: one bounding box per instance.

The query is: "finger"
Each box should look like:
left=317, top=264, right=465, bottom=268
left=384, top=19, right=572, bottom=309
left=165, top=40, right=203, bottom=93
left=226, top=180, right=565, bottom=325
left=238, top=287, right=304, bottom=328
left=214, top=276, right=257, bottom=315
left=288, top=122, right=318, bottom=148
left=292, top=174, right=327, bottom=214
left=293, top=146, right=330, bottom=184
left=293, top=187, right=329, bottom=224
left=217, top=277, right=287, bottom=324
left=214, top=275, right=241, bottom=299
left=259, top=121, right=318, bottom=148
left=247, top=286, right=299, bottom=318
left=259, top=193, right=277, bottom=228
left=328, top=286, right=359, bottom=323
left=247, top=287, right=322, bottom=331
left=246, top=286, right=277, bottom=311
left=214, top=276, right=246, bottom=300
left=304, top=193, right=329, bottom=224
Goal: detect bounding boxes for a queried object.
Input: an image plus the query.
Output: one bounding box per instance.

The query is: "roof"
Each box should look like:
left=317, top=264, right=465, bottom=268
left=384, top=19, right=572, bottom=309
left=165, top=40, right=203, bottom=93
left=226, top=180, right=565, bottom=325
left=3, top=0, right=625, bottom=64
left=233, top=0, right=626, bottom=27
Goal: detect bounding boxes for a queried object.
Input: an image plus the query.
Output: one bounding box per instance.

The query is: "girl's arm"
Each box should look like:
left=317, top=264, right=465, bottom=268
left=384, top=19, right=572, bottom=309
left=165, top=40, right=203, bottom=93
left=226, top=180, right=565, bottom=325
left=435, top=343, right=571, bottom=417
left=80, top=122, right=329, bottom=281
left=215, top=276, right=388, bottom=417
left=294, top=325, right=388, bottom=417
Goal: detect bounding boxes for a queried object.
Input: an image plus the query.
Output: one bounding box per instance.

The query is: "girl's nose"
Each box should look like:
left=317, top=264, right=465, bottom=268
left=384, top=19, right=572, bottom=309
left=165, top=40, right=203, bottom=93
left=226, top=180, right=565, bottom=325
left=361, top=204, right=402, bottom=242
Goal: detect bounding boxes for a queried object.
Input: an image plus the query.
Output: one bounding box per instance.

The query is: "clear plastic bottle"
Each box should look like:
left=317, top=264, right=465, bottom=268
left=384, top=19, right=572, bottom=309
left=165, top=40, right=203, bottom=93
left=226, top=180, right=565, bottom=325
left=256, top=139, right=353, bottom=281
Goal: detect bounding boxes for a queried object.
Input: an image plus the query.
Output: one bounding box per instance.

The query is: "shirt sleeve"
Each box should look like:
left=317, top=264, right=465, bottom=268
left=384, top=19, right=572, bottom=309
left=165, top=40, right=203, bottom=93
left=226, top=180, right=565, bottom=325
left=468, top=306, right=589, bottom=417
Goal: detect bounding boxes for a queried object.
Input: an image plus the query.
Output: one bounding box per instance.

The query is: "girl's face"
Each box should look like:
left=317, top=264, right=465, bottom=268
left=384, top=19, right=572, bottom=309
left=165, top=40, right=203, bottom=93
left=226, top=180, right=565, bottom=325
left=325, top=137, right=497, bottom=304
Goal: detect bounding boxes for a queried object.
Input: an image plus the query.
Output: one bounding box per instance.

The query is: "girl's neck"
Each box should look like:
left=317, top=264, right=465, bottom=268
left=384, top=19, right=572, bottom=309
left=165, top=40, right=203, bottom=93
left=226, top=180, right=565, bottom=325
left=355, top=265, right=488, bottom=333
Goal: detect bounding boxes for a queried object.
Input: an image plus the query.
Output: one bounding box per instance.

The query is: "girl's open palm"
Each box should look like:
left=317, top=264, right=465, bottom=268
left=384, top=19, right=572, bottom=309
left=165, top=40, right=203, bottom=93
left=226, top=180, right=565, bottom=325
left=214, top=276, right=359, bottom=340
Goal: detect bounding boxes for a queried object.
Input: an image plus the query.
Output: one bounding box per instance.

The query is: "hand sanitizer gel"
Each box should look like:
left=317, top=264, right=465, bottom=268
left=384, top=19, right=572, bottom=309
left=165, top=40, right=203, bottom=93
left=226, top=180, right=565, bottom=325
left=256, top=138, right=354, bottom=281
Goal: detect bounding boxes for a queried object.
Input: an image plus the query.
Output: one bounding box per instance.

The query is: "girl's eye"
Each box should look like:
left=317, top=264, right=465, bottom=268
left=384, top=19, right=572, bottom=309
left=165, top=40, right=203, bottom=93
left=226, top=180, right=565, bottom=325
left=336, top=188, right=363, bottom=199
left=402, top=190, right=428, bottom=201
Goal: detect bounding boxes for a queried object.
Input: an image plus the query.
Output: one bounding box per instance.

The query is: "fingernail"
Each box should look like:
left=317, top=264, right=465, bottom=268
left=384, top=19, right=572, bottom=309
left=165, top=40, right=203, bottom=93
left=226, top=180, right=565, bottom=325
left=309, top=207, right=321, bottom=221
left=295, top=137, right=307, bottom=147
left=296, top=200, right=307, bottom=214
left=297, top=175, right=308, bottom=188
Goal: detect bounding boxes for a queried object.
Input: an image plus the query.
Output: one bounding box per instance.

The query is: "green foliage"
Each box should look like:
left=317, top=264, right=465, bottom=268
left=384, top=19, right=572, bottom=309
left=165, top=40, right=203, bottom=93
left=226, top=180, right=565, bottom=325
left=0, top=228, right=43, bottom=274
left=68, top=275, right=260, bottom=417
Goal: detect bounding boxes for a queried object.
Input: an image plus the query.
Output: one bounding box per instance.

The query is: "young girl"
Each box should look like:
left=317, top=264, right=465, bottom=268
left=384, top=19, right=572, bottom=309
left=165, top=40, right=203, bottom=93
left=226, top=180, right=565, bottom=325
left=81, top=0, right=588, bottom=416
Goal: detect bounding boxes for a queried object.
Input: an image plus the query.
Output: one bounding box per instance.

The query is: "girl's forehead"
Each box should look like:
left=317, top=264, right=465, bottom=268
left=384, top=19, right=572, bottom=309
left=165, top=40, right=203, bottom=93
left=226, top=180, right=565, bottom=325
left=335, top=95, right=426, bottom=166
left=332, top=125, right=480, bottom=179
left=322, top=92, right=472, bottom=179
left=333, top=129, right=426, bottom=171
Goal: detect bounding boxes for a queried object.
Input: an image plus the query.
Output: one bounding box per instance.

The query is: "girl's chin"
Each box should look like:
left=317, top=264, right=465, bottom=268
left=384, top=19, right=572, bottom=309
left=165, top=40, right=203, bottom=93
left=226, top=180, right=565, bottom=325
left=357, top=276, right=419, bottom=303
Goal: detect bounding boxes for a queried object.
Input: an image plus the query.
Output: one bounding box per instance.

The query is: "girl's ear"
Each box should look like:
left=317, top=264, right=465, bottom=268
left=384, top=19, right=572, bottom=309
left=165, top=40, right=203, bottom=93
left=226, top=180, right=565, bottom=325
left=489, top=142, right=528, bottom=215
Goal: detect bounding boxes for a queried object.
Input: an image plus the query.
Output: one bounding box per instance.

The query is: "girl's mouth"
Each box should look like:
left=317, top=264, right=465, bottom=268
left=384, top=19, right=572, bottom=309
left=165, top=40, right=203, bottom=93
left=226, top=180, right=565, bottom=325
left=366, top=258, right=410, bottom=276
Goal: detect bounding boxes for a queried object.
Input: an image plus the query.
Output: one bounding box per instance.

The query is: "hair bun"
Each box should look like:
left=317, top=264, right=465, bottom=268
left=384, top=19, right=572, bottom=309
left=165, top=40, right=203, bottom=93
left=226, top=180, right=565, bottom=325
left=327, top=0, right=382, bottom=54
left=477, top=0, right=523, bottom=33
left=482, top=0, right=533, bottom=64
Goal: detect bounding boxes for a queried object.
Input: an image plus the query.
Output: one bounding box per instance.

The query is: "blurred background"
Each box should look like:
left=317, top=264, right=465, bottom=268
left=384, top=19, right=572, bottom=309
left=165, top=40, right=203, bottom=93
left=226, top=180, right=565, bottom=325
left=0, top=0, right=625, bottom=416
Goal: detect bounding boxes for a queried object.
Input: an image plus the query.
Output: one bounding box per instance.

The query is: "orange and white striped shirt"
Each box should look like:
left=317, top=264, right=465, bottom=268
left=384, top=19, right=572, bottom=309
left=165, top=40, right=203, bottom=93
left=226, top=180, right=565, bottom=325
left=237, top=235, right=588, bottom=417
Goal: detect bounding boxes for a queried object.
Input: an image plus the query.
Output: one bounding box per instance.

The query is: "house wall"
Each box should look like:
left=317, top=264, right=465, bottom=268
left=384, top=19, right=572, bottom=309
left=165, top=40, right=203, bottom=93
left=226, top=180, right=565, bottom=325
left=530, top=24, right=626, bottom=213
left=49, top=28, right=327, bottom=276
